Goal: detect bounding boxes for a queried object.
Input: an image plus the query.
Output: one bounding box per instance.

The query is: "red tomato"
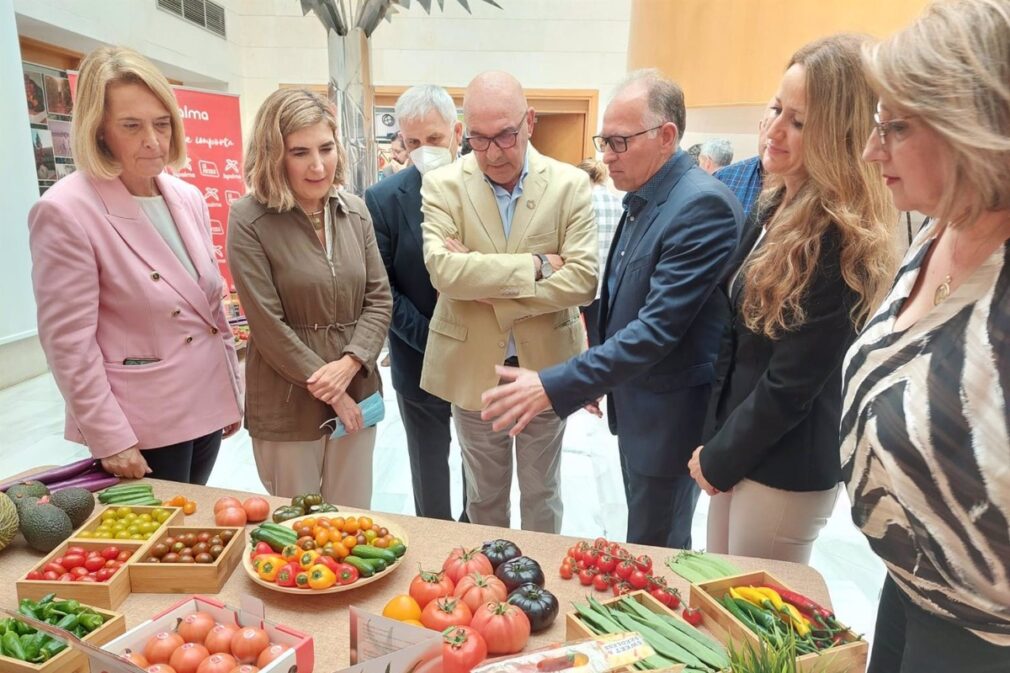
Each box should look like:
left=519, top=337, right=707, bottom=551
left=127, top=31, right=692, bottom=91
left=646, top=574, right=666, bottom=591
left=66, top=545, right=86, bottom=556
left=84, top=556, right=106, bottom=572
left=442, top=625, right=488, bottom=673
left=213, top=496, right=243, bottom=513
left=101, top=546, right=120, bottom=560
left=442, top=547, right=493, bottom=584
left=169, top=642, right=210, bottom=673
left=117, top=550, right=133, bottom=563
left=582, top=548, right=600, bottom=567
left=627, top=570, right=648, bottom=590
left=612, top=581, right=634, bottom=597
left=453, top=572, right=508, bottom=614
left=682, top=606, right=703, bottom=626
left=62, top=553, right=86, bottom=568
left=95, top=568, right=113, bottom=582
left=70, top=566, right=89, bottom=578
left=577, top=567, right=597, bottom=586
left=607, top=542, right=625, bottom=557
left=25, top=570, right=43, bottom=580
left=215, top=506, right=247, bottom=527
left=409, top=568, right=455, bottom=609
left=105, top=559, right=122, bottom=569
left=76, top=575, right=97, bottom=582
left=610, top=553, right=634, bottom=578
left=50, top=556, right=65, bottom=568
left=596, top=553, right=617, bottom=574
left=196, top=653, right=237, bottom=673
left=42, top=570, right=59, bottom=581
left=231, top=627, right=269, bottom=664
left=593, top=537, right=608, bottom=550
left=144, top=631, right=184, bottom=664
left=591, top=573, right=610, bottom=592
left=420, top=596, right=472, bottom=631
left=57, top=573, right=74, bottom=582
left=558, top=564, right=573, bottom=580
left=44, top=562, right=67, bottom=576
left=178, top=612, right=216, bottom=644
left=634, top=554, right=653, bottom=573
left=204, top=624, right=238, bottom=654
left=469, top=602, right=530, bottom=655
left=242, top=496, right=271, bottom=523
left=256, top=644, right=290, bottom=668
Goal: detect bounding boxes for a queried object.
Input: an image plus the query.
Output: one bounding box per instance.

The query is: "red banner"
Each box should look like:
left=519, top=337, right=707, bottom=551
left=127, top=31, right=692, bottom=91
left=67, top=74, right=244, bottom=291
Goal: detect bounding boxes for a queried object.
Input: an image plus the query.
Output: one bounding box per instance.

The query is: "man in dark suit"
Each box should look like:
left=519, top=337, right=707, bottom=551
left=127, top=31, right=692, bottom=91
left=480, top=70, right=741, bottom=548
left=364, top=84, right=467, bottom=521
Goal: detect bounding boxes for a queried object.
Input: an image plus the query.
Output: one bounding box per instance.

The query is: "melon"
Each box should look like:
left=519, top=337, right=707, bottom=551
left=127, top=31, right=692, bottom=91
left=0, top=492, right=19, bottom=552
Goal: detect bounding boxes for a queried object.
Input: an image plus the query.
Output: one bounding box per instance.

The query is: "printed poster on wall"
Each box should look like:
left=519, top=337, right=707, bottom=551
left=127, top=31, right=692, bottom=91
left=22, top=61, right=76, bottom=195
left=66, top=73, right=244, bottom=297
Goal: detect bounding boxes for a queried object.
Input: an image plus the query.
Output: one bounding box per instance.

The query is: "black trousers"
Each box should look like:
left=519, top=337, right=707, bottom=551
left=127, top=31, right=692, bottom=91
left=620, top=451, right=700, bottom=549
left=142, top=429, right=223, bottom=485
left=869, top=574, right=1010, bottom=673
left=397, top=393, right=468, bottom=522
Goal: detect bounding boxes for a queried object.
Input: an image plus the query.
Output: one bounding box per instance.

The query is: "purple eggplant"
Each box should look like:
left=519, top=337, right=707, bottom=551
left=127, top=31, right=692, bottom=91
left=0, top=458, right=99, bottom=491
left=48, top=472, right=119, bottom=492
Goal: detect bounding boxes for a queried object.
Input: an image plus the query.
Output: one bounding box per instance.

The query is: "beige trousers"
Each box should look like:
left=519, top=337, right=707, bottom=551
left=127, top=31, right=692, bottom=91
left=706, top=478, right=839, bottom=564
left=251, top=427, right=376, bottom=509
left=452, top=405, right=566, bottom=533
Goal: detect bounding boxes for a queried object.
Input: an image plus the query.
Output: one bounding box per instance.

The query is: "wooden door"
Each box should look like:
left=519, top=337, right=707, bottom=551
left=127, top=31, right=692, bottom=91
left=530, top=112, right=587, bottom=165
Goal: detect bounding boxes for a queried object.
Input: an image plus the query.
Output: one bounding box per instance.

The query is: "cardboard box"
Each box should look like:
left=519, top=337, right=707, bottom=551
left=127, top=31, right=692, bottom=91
left=96, top=595, right=313, bottom=673
left=689, top=571, right=867, bottom=673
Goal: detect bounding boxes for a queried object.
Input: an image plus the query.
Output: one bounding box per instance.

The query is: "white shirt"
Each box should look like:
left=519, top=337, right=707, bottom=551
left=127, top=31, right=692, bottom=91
left=134, top=195, right=198, bottom=279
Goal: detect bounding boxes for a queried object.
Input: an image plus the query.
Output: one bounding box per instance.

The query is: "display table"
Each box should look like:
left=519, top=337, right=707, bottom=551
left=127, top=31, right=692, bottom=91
left=1, top=477, right=836, bottom=668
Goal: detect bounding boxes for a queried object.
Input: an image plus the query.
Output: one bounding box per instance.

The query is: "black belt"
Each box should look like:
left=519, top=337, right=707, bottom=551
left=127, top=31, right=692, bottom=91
left=504, top=356, right=519, bottom=367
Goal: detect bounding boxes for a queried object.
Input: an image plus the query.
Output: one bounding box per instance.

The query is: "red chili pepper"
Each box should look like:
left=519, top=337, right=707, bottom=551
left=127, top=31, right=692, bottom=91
left=768, top=586, right=835, bottom=619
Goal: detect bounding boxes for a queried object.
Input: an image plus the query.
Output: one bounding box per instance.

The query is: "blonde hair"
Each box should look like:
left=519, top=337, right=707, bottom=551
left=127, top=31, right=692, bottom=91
left=742, top=34, right=898, bottom=338
left=863, top=0, right=1010, bottom=229
left=71, top=46, right=186, bottom=179
left=577, top=158, right=608, bottom=185
left=245, top=88, right=344, bottom=211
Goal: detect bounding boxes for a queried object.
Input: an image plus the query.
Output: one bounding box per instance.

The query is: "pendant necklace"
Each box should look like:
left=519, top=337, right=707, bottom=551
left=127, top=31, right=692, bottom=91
left=933, top=273, right=952, bottom=306
left=308, top=208, right=325, bottom=231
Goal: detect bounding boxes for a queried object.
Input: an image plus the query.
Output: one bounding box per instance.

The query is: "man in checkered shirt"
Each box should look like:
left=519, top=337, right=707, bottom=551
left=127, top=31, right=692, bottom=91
left=714, top=100, right=774, bottom=220
left=578, top=159, right=622, bottom=346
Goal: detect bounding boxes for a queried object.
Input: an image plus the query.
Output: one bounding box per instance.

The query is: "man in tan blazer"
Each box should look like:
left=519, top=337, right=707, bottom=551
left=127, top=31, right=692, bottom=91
left=420, top=71, right=597, bottom=533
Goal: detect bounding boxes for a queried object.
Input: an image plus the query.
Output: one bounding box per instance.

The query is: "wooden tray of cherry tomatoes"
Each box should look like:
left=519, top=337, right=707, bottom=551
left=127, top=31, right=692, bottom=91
left=241, top=512, right=410, bottom=595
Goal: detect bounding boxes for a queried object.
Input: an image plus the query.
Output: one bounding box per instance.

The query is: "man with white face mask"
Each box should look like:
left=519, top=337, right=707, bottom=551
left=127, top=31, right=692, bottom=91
left=364, top=85, right=466, bottom=521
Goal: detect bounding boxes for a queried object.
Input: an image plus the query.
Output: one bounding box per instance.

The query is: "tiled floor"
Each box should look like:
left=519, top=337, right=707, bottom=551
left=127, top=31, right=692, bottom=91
left=0, top=361, right=885, bottom=641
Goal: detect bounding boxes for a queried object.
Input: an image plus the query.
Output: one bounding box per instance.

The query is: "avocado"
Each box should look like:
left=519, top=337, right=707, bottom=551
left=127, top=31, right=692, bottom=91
left=49, top=488, right=96, bottom=528
left=19, top=503, right=73, bottom=553
left=5, top=481, right=49, bottom=500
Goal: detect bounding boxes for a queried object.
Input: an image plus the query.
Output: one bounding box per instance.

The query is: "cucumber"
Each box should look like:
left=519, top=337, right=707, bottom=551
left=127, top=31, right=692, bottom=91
left=388, top=543, right=407, bottom=557
left=351, top=545, right=397, bottom=564
left=258, top=523, right=298, bottom=539
left=250, top=528, right=294, bottom=553
left=343, top=555, right=374, bottom=577
left=364, top=557, right=387, bottom=572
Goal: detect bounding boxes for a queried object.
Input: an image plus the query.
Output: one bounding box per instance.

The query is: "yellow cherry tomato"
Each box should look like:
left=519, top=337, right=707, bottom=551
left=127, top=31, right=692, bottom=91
left=382, top=594, right=422, bottom=622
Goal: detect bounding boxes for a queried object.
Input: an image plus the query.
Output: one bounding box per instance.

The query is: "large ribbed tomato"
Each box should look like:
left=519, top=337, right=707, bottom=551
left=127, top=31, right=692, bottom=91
left=453, top=572, right=508, bottom=613
left=442, top=547, right=493, bottom=584
left=469, top=602, right=530, bottom=655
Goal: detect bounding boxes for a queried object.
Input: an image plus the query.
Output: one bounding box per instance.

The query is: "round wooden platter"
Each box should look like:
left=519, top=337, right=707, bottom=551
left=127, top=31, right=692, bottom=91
left=241, top=511, right=410, bottom=595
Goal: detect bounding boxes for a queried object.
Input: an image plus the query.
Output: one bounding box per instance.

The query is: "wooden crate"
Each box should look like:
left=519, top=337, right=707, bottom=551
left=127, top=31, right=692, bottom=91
left=690, top=571, right=868, bottom=673
left=69, top=505, right=184, bottom=556
left=15, top=541, right=144, bottom=610
left=566, top=589, right=728, bottom=673
left=0, top=604, right=126, bottom=673
left=128, top=526, right=245, bottom=594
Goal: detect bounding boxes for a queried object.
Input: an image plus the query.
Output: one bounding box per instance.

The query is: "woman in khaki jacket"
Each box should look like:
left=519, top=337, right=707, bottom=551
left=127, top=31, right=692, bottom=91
left=227, top=89, right=392, bottom=508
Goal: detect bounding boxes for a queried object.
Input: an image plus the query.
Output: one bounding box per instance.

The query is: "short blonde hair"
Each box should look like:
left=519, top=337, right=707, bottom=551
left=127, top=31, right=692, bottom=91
left=244, top=88, right=344, bottom=211
left=71, top=46, right=186, bottom=179
left=863, top=0, right=1010, bottom=228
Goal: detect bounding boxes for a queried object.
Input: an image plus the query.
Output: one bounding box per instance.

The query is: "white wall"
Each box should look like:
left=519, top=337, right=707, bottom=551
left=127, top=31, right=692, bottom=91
left=0, top=0, right=48, bottom=386
left=368, top=0, right=631, bottom=123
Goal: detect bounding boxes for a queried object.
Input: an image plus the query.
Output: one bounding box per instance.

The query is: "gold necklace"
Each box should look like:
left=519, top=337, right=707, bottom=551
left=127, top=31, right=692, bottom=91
left=934, top=215, right=1010, bottom=305
left=307, top=208, right=324, bottom=231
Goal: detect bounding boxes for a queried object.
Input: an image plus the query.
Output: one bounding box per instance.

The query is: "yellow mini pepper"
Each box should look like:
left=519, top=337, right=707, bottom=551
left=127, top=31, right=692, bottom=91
left=257, top=556, right=286, bottom=582
left=308, top=564, right=337, bottom=590
left=752, top=586, right=812, bottom=637
left=299, top=549, right=322, bottom=570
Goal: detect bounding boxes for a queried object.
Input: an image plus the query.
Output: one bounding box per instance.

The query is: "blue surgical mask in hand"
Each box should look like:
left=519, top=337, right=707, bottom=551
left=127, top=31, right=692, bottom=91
left=320, top=391, right=386, bottom=438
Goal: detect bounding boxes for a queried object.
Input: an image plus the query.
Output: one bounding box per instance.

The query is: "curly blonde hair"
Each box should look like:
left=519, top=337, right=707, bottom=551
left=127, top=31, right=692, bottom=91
left=742, top=34, right=898, bottom=338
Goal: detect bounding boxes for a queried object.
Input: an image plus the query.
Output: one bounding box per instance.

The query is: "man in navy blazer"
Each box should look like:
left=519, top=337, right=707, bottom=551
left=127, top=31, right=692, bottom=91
left=481, top=70, right=741, bottom=548
left=364, top=84, right=467, bottom=521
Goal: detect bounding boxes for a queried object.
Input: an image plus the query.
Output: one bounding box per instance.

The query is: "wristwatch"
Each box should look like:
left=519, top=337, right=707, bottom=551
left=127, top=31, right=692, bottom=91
left=535, top=253, right=554, bottom=280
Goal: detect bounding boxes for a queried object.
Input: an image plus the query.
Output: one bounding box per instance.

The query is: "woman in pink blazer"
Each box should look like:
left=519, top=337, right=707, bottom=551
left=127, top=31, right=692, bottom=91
left=28, top=46, right=242, bottom=484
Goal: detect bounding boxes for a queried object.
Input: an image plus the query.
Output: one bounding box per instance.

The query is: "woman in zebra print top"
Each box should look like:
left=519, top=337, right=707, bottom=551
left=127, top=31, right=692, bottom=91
left=841, top=1, right=1010, bottom=670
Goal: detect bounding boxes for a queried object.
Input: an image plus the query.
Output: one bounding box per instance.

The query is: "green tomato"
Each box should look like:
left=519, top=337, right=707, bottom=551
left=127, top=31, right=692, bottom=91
left=115, top=531, right=132, bottom=539
left=138, top=514, right=153, bottom=522
left=115, top=507, right=132, bottom=518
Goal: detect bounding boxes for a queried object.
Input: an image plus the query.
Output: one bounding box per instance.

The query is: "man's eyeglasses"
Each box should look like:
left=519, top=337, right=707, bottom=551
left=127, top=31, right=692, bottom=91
left=872, top=107, right=909, bottom=149
left=592, top=125, right=664, bottom=154
left=465, top=114, right=528, bottom=152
